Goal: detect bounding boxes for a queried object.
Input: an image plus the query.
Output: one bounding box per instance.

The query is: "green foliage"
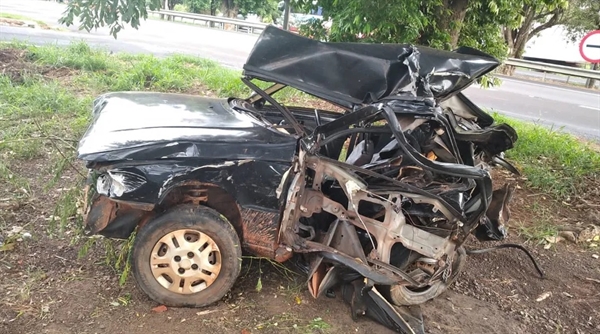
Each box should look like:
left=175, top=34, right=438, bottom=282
left=236, top=0, right=280, bottom=21
left=493, top=113, right=600, bottom=198
left=298, top=17, right=329, bottom=41
left=173, top=4, right=188, bottom=12
left=500, top=0, right=568, bottom=58
left=563, top=0, right=600, bottom=42
left=59, top=0, right=162, bottom=38
left=184, top=0, right=211, bottom=13
left=302, top=0, right=430, bottom=45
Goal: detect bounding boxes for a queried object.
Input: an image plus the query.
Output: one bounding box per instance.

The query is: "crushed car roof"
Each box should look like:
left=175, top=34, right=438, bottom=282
left=243, top=26, right=500, bottom=108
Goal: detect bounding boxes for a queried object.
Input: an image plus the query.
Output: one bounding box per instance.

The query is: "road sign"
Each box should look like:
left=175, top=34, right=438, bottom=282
left=579, top=30, right=600, bottom=63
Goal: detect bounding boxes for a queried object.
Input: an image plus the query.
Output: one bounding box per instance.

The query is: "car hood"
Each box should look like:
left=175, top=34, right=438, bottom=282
left=77, top=92, right=297, bottom=163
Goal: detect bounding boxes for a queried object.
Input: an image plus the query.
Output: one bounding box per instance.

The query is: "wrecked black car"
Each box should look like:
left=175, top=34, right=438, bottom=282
left=77, top=26, right=525, bottom=333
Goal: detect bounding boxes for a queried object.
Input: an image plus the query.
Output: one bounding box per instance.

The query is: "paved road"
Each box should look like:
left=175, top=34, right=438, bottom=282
left=1, top=0, right=599, bottom=139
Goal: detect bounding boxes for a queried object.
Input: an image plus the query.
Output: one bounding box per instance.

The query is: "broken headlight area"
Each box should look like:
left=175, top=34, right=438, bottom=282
left=95, top=169, right=147, bottom=198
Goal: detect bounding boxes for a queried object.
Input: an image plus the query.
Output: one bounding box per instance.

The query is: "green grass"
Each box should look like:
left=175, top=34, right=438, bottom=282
left=514, top=200, right=559, bottom=243
left=0, top=13, right=34, bottom=21
left=493, top=113, right=600, bottom=198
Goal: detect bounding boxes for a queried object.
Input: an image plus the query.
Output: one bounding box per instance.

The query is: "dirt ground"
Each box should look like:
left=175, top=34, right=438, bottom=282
left=1, top=162, right=599, bottom=334
left=1, top=48, right=600, bottom=334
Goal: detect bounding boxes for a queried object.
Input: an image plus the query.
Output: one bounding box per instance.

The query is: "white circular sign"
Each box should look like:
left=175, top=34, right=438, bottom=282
left=579, top=30, right=600, bottom=63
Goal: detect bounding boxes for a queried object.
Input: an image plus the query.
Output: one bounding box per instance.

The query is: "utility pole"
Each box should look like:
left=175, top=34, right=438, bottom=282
left=283, top=0, right=290, bottom=30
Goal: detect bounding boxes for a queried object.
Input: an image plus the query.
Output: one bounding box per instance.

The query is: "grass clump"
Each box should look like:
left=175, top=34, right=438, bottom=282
left=27, top=42, right=111, bottom=71
left=494, top=113, right=600, bottom=198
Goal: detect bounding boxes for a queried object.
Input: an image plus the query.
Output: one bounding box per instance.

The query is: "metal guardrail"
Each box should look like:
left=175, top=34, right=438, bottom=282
left=505, top=58, right=600, bottom=81
left=150, top=10, right=268, bottom=34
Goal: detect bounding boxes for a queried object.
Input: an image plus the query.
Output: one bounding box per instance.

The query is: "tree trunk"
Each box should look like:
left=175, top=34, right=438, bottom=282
left=209, top=0, right=216, bottom=27
left=221, top=0, right=238, bottom=18
left=510, top=6, right=536, bottom=58
left=164, top=0, right=170, bottom=21
left=586, top=63, right=599, bottom=89
left=283, top=0, right=290, bottom=30
left=434, top=0, right=470, bottom=49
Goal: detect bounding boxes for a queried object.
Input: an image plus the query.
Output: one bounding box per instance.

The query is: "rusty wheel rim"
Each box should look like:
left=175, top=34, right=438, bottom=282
left=150, top=229, right=222, bottom=294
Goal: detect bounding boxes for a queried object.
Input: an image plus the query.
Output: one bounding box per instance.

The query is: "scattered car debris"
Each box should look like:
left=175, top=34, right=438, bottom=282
left=151, top=305, right=168, bottom=313
left=75, top=26, right=541, bottom=333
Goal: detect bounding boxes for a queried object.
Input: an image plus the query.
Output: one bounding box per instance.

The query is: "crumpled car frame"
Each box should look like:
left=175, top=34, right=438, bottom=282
left=76, top=26, right=526, bottom=334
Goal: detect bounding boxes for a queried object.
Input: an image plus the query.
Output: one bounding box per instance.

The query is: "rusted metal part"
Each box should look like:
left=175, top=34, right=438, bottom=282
left=240, top=208, right=290, bottom=261
left=307, top=220, right=370, bottom=298
left=274, top=246, right=293, bottom=262
left=299, top=187, right=454, bottom=263
left=301, top=240, right=406, bottom=286
left=112, top=199, right=155, bottom=211
left=160, top=180, right=243, bottom=233
left=475, top=182, right=516, bottom=241
left=84, top=194, right=116, bottom=235
left=278, top=162, right=308, bottom=250
left=160, top=180, right=211, bottom=207
left=161, top=181, right=291, bottom=260
left=84, top=194, right=152, bottom=238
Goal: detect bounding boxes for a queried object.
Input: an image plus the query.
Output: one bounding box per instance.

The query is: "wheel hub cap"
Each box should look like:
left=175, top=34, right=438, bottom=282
left=150, top=229, right=222, bottom=294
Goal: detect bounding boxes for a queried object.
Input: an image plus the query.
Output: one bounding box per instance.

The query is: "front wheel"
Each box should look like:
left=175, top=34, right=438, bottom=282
left=132, top=205, right=241, bottom=307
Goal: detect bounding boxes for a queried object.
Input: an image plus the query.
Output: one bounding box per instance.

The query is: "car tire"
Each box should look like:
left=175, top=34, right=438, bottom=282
left=385, top=246, right=465, bottom=306
left=132, top=205, right=241, bottom=307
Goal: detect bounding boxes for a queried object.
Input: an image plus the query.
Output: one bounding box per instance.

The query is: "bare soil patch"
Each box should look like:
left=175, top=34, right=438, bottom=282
left=2, top=144, right=599, bottom=334
left=0, top=17, right=51, bottom=30
left=0, top=49, right=76, bottom=84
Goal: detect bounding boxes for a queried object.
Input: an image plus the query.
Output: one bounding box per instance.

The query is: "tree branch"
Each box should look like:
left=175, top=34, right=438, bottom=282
left=529, top=9, right=563, bottom=38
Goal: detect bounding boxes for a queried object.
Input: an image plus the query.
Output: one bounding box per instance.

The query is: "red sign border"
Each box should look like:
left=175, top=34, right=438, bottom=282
left=579, top=30, right=600, bottom=63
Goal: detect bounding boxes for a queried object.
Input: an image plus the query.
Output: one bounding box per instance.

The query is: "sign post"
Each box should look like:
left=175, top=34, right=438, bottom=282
left=579, top=30, right=600, bottom=88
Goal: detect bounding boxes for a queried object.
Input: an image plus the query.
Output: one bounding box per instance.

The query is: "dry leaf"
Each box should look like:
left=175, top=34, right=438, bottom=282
left=536, top=292, right=552, bottom=302
left=196, top=309, right=218, bottom=316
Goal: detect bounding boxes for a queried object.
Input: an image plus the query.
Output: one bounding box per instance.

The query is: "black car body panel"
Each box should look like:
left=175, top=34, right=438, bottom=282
left=243, top=26, right=500, bottom=108
left=77, top=92, right=298, bottom=162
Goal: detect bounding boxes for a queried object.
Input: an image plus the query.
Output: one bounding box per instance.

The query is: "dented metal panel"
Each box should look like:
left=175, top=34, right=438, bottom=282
left=77, top=92, right=298, bottom=162
left=244, top=26, right=500, bottom=108
left=240, top=208, right=291, bottom=261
